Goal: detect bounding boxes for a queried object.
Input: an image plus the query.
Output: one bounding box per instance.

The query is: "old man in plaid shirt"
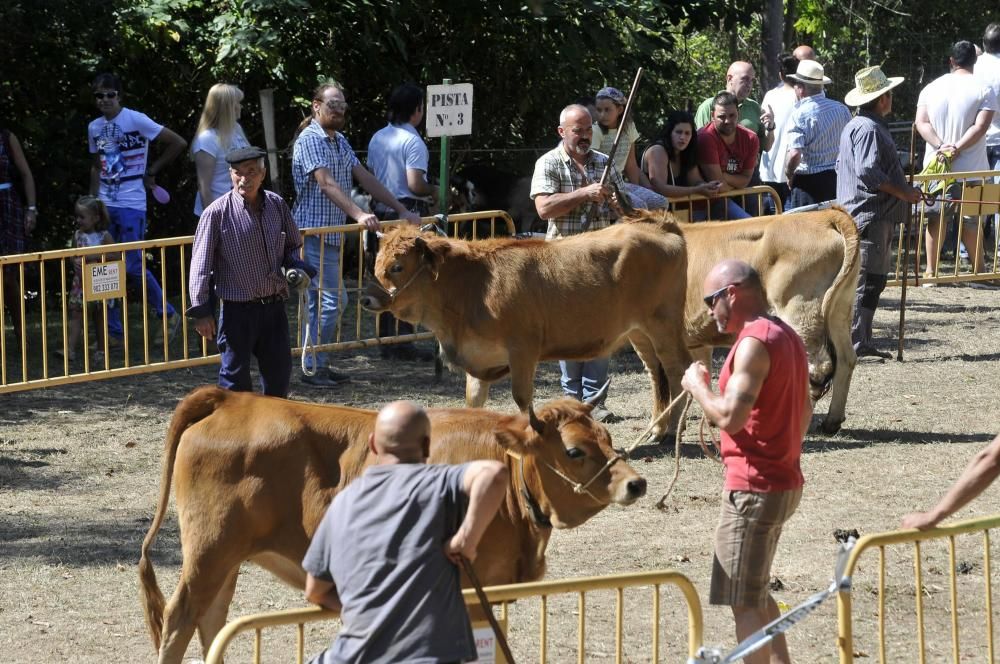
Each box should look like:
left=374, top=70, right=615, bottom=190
left=529, top=103, right=626, bottom=422
left=188, top=146, right=313, bottom=398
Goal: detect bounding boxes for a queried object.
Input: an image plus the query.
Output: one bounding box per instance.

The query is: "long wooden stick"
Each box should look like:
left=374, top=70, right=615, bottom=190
left=461, top=556, right=516, bottom=664
left=897, top=122, right=917, bottom=362
left=599, top=68, right=644, bottom=186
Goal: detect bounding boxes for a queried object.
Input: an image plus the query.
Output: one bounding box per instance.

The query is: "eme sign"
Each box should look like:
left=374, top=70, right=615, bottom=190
left=83, top=260, right=125, bottom=301
left=426, top=83, right=473, bottom=137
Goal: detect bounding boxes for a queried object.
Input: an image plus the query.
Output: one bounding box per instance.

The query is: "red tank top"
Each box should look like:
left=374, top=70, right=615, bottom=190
left=718, top=317, right=808, bottom=492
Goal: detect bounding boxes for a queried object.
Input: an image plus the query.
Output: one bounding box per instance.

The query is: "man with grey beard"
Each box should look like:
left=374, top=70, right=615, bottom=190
left=529, top=103, right=626, bottom=422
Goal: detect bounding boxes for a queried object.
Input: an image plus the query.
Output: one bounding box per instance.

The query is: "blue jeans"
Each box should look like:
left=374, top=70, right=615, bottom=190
left=105, top=206, right=176, bottom=338
left=692, top=198, right=752, bottom=221
left=559, top=357, right=610, bottom=402
left=217, top=300, right=291, bottom=397
left=302, top=235, right=345, bottom=371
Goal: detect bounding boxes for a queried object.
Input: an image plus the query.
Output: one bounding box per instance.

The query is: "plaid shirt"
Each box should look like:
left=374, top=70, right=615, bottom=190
left=291, top=119, right=360, bottom=246
left=530, top=145, right=625, bottom=239
left=187, top=189, right=303, bottom=318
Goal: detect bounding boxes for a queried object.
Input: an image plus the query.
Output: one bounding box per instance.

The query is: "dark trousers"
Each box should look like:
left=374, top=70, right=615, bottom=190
left=788, top=170, right=837, bottom=208
left=217, top=299, right=291, bottom=397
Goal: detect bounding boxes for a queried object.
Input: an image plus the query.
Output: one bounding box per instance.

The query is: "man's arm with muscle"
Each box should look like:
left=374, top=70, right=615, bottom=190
left=682, top=337, right=770, bottom=433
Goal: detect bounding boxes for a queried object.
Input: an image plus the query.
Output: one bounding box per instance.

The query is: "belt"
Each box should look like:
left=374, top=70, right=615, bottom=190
left=223, top=294, right=286, bottom=305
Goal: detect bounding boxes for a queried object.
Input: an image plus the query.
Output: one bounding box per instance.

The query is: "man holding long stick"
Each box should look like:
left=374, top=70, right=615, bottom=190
left=530, top=103, right=625, bottom=421
left=836, top=66, right=922, bottom=359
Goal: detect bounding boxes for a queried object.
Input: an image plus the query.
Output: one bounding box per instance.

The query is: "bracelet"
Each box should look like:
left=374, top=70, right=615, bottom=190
left=765, top=123, right=776, bottom=131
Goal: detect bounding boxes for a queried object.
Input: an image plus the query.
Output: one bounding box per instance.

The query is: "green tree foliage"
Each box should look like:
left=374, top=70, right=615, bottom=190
left=2, top=0, right=757, bottom=246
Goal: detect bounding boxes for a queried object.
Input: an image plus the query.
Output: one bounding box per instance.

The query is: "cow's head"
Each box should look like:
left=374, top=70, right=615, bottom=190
left=495, top=398, right=647, bottom=529
left=360, top=226, right=452, bottom=321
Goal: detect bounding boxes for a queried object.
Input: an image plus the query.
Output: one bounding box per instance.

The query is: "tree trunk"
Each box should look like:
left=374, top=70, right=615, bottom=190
left=761, top=0, right=784, bottom=91
left=784, top=0, right=797, bottom=49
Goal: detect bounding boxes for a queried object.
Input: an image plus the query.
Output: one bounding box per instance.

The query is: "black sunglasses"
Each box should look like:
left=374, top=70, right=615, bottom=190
left=94, top=91, right=119, bottom=100
left=703, top=282, right=740, bottom=308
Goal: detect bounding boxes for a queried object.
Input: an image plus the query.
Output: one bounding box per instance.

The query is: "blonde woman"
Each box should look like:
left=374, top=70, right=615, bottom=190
left=191, top=83, right=249, bottom=216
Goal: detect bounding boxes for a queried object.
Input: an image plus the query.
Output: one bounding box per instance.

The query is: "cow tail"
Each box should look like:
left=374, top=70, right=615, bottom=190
left=817, top=209, right=861, bottom=396
left=138, top=385, right=229, bottom=652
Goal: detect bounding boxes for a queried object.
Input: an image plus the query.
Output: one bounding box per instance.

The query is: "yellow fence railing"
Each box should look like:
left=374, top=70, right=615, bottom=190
left=204, top=569, right=705, bottom=664
left=837, top=514, right=1000, bottom=663
left=888, top=169, right=1000, bottom=287
left=668, top=185, right=783, bottom=222
left=0, top=210, right=515, bottom=393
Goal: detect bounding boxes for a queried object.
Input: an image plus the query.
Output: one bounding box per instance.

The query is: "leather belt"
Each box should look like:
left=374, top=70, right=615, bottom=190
left=223, top=294, right=285, bottom=305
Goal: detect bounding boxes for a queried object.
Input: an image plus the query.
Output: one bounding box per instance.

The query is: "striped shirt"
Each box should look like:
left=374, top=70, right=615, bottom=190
left=786, top=93, right=852, bottom=174
left=835, top=110, right=908, bottom=231
left=529, top=144, right=626, bottom=239
left=291, top=119, right=360, bottom=246
left=187, top=189, right=303, bottom=318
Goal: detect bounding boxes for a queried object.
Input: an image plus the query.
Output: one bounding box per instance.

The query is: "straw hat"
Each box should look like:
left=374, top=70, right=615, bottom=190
left=786, top=59, right=833, bottom=86
left=844, top=65, right=905, bottom=107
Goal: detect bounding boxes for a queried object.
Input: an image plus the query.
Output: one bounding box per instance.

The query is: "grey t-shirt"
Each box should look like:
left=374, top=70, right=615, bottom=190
left=302, top=462, right=476, bottom=664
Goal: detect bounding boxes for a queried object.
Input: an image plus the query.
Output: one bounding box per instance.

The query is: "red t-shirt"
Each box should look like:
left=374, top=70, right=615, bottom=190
left=718, top=317, right=807, bottom=492
left=697, top=123, right=759, bottom=176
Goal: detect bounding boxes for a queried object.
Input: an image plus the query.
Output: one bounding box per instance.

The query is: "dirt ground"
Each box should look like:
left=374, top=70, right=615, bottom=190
left=2, top=283, right=1000, bottom=663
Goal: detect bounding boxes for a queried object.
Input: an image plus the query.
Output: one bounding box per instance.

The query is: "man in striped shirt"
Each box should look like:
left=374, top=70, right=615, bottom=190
left=836, top=67, right=922, bottom=359
left=188, top=147, right=313, bottom=397
left=784, top=60, right=851, bottom=208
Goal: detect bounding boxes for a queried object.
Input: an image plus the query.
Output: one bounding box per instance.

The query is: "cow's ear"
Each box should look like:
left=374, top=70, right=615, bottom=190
left=413, top=236, right=445, bottom=279
left=493, top=416, right=532, bottom=455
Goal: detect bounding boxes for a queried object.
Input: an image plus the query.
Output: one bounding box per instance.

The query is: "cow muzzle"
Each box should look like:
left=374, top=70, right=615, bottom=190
left=360, top=282, right=391, bottom=312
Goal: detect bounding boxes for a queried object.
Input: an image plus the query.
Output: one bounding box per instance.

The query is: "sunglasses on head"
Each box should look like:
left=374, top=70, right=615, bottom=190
left=703, top=282, right=741, bottom=308
left=94, top=91, right=119, bottom=100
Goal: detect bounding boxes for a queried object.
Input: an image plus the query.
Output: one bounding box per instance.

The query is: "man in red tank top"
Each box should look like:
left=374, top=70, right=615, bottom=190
left=682, top=259, right=812, bottom=664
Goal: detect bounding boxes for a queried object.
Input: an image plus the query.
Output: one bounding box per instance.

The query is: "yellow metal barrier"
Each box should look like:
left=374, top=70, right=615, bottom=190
left=667, top=185, right=783, bottom=222
left=837, top=514, right=1000, bottom=663
left=888, top=169, right=1000, bottom=287
left=204, top=569, right=704, bottom=664
left=0, top=210, right=515, bottom=393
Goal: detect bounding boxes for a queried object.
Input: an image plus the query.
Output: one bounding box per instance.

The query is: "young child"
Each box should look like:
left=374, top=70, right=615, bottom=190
left=66, top=196, right=116, bottom=362
left=591, top=86, right=667, bottom=210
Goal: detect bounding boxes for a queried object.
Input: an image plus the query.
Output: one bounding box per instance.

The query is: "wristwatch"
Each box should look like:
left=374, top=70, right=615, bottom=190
left=26, top=205, right=37, bottom=212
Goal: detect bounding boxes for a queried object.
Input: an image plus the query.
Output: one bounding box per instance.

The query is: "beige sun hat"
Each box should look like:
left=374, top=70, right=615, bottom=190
left=844, top=65, right=905, bottom=107
left=786, top=59, right=833, bottom=86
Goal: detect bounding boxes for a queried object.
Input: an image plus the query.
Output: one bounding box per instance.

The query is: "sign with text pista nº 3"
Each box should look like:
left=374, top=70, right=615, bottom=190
left=426, top=83, right=473, bottom=138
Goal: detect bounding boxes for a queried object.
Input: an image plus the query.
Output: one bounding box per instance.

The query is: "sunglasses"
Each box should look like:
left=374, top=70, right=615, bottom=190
left=703, top=282, right=740, bottom=308
left=93, top=91, right=119, bottom=100
left=324, top=100, right=348, bottom=111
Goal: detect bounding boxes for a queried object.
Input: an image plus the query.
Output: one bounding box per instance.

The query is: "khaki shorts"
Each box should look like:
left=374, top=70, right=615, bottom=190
left=710, top=489, right=802, bottom=608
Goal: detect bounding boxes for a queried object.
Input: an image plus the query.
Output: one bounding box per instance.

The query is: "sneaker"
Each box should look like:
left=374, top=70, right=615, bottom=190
left=301, top=369, right=345, bottom=388
left=381, top=343, right=434, bottom=362
left=590, top=405, right=615, bottom=423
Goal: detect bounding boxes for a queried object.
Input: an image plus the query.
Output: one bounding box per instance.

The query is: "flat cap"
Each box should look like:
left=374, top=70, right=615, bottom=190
left=225, top=146, right=267, bottom=164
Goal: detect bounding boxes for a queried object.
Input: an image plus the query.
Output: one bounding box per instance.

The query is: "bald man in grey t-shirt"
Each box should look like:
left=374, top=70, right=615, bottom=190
left=302, top=401, right=509, bottom=664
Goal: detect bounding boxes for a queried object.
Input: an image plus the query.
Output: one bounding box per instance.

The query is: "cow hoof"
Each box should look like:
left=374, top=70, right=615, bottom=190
left=819, top=418, right=843, bottom=435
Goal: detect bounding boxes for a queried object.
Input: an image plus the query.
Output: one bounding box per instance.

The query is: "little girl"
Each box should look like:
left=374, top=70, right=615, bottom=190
left=66, top=196, right=116, bottom=362
left=591, top=86, right=667, bottom=210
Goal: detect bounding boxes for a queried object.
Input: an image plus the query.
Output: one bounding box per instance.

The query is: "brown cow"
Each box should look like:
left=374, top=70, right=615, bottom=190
left=139, top=386, right=646, bottom=664
left=360, top=216, right=691, bottom=436
left=663, top=206, right=860, bottom=433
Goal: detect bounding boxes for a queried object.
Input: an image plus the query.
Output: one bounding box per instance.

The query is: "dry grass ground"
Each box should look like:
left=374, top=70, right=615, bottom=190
left=2, top=283, right=1000, bottom=662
